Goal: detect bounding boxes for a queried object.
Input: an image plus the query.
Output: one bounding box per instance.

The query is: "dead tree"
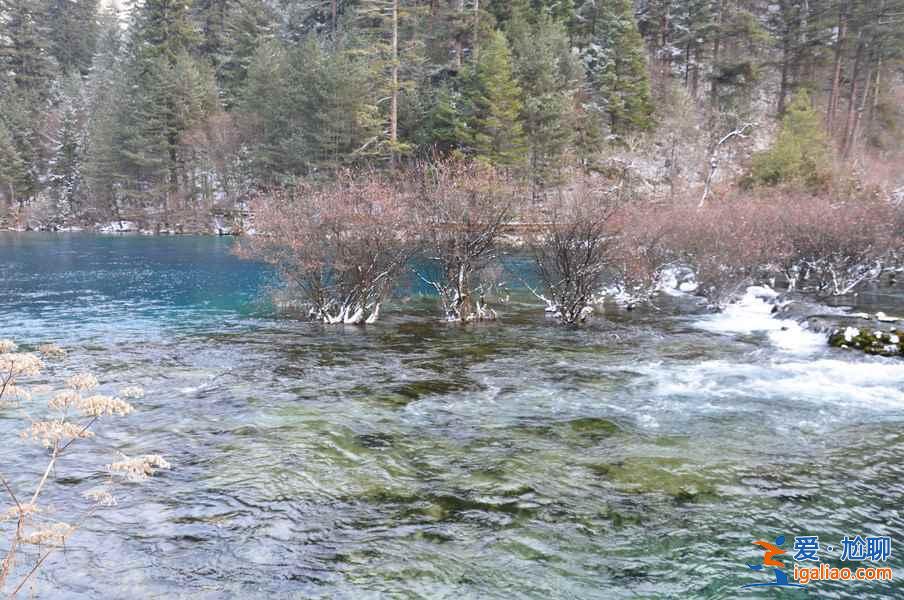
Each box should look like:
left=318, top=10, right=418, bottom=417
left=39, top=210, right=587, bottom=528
left=526, top=187, right=618, bottom=325
left=412, top=161, right=515, bottom=322
left=236, top=173, right=414, bottom=324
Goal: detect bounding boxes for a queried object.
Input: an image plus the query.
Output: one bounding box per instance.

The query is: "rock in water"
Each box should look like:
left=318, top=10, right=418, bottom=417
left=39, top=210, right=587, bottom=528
left=828, top=327, right=904, bottom=357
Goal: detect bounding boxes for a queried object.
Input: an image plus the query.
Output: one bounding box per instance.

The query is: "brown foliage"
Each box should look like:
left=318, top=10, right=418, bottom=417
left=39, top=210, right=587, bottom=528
left=411, top=161, right=519, bottom=321
left=236, top=172, right=415, bottom=324
left=636, top=191, right=901, bottom=304
left=524, top=185, right=619, bottom=325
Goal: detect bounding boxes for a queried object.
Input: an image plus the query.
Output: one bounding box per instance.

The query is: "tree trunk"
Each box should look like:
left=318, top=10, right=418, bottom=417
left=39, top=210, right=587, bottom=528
left=866, top=56, right=881, bottom=133
left=841, top=33, right=864, bottom=159
left=826, top=1, right=848, bottom=134
left=454, top=0, right=463, bottom=68
left=710, top=0, right=723, bottom=108
left=847, top=57, right=873, bottom=158
left=691, top=46, right=700, bottom=99
left=390, top=0, right=399, bottom=169
left=472, top=0, right=480, bottom=60
left=778, top=31, right=790, bottom=115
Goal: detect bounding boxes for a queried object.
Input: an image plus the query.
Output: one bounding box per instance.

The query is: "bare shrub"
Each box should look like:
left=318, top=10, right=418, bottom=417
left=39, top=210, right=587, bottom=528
left=609, top=203, right=679, bottom=307
left=524, top=186, right=619, bottom=325
left=0, top=341, right=166, bottom=596
left=766, top=193, right=898, bottom=296
left=237, top=172, right=415, bottom=324
left=660, top=196, right=780, bottom=307
left=652, top=191, right=900, bottom=305
left=411, top=161, right=517, bottom=322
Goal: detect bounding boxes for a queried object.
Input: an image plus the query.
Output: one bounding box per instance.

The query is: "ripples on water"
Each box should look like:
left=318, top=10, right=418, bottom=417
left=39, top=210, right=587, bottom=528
left=1, top=234, right=902, bottom=599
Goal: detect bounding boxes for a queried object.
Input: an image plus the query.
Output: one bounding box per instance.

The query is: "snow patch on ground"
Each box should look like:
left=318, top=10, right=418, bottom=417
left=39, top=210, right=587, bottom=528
left=98, top=220, right=139, bottom=234
left=658, top=266, right=698, bottom=296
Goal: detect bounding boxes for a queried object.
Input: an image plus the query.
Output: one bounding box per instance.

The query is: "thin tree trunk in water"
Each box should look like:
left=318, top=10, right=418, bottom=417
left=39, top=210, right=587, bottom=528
left=841, top=34, right=864, bottom=159
left=827, top=1, right=848, bottom=134
left=331, top=0, right=337, bottom=31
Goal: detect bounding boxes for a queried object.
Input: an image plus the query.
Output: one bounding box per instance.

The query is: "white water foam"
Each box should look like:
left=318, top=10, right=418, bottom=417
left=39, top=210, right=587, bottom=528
left=695, top=286, right=826, bottom=354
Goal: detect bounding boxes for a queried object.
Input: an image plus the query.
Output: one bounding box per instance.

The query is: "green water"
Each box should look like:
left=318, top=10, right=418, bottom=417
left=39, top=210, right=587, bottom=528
left=1, top=233, right=902, bottom=599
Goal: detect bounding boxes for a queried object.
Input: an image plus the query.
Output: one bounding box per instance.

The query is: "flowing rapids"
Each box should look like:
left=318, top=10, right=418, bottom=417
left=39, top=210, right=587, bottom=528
left=1, top=233, right=902, bottom=598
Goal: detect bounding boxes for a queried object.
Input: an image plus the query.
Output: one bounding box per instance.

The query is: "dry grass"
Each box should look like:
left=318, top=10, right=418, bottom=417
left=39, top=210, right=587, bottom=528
left=0, top=340, right=168, bottom=597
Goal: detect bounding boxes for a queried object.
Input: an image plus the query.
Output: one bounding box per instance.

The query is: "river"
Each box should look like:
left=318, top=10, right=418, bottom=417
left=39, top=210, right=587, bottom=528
left=1, top=233, right=902, bottom=599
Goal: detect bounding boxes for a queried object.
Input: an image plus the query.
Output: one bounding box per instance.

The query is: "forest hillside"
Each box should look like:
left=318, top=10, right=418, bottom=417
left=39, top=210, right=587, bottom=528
left=0, top=0, right=902, bottom=233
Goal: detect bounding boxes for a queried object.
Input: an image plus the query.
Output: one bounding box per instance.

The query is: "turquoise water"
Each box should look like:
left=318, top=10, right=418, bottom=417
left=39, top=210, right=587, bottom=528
left=1, top=233, right=903, bottom=599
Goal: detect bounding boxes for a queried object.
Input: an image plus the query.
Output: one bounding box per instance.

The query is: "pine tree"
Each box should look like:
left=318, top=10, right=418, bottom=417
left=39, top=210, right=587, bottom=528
left=242, top=36, right=382, bottom=179
left=487, top=0, right=574, bottom=27
left=0, top=91, right=43, bottom=203
left=131, top=0, right=201, bottom=64
left=49, top=77, right=84, bottom=221
left=47, top=0, right=99, bottom=75
left=423, top=83, right=469, bottom=156
left=82, top=7, right=123, bottom=214
left=218, top=0, right=274, bottom=108
left=748, top=90, right=831, bottom=189
left=0, top=0, right=57, bottom=99
left=460, top=30, right=526, bottom=167
left=0, top=119, right=27, bottom=207
left=578, top=0, right=654, bottom=136
left=673, top=0, right=714, bottom=98
left=239, top=40, right=289, bottom=179
left=114, top=0, right=216, bottom=209
left=509, top=10, right=582, bottom=188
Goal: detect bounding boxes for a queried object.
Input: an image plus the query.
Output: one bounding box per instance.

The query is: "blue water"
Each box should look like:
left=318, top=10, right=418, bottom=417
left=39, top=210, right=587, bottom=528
left=1, top=233, right=903, bottom=599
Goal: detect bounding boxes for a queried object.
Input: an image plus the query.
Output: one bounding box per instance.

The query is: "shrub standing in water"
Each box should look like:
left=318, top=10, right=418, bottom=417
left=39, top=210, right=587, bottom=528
left=411, top=161, right=517, bottom=322
left=525, top=186, right=620, bottom=325
left=765, top=194, right=898, bottom=296
left=237, top=172, right=416, bottom=324
left=649, top=192, right=901, bottom=306
left=0, top=340, right=169, bottom=597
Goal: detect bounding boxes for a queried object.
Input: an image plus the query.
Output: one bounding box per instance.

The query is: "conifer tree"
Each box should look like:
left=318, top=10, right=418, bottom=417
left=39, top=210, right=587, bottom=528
left=422, top=83, right=469, bottom=156
left=114, top=0, right=216, bottom=208
left=218, top=0, right=274, bottom=108
left=47, top=0, right=99, bottom=75
left=748, top=90, right=831, bottom=188
left=82, top=7, right=123, bottom=214
left=673, top=0, right=714, bottom=98
left=0, top=119, right=27, bottom=207
left=49, top=77, right=84, bottom=221
left=0, top=0, right=57, bottom=100
left=460, top=30, right=526, bottom=167
left=508, top=10, right=582, bottom=188
left=284, top=37, right=382, bottom=173
left=578, top=0, right=654, bottom=136
left=242, top=36, right=381, bottom=179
